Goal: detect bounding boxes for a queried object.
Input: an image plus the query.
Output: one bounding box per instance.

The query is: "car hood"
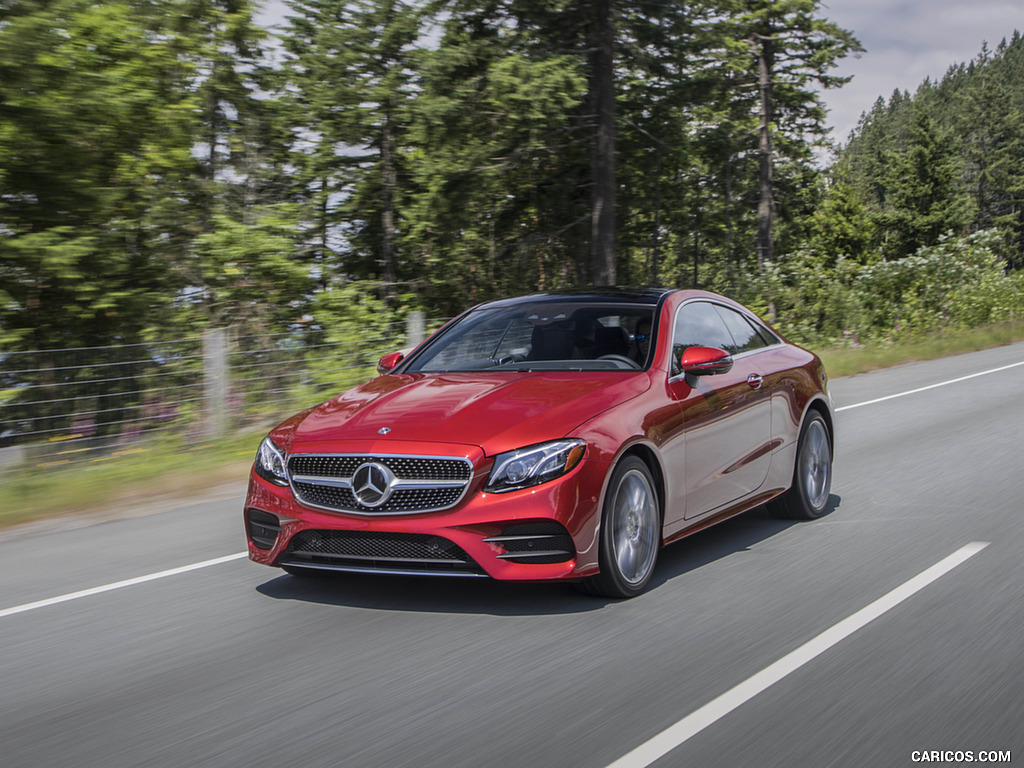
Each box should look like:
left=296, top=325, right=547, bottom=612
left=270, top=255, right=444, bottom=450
left=287, top=372, right=650, bottom=457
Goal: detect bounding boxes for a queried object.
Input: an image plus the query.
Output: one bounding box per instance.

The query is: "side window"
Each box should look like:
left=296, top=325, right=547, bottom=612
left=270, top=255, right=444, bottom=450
left=751, top=317, right=780, bottom=345
left=713, top=305, right=769, bottom=355
left=671, top=302, right=734, bottom=374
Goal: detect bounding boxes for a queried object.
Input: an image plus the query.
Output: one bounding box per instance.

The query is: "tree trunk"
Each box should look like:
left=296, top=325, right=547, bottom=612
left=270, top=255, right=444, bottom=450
left=380, top=104, right=397, bottom=306
left=319, top=173, right=330, bottom=290
left=589, top=0, right=616, bottom=286
left=755, top=34, right=775, bottom=271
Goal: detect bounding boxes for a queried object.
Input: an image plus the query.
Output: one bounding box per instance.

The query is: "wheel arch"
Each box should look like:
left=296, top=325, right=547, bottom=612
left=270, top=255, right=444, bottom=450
left=804, top=396, right=835, bottom=452
left=615, top=442, right=667, bottom=530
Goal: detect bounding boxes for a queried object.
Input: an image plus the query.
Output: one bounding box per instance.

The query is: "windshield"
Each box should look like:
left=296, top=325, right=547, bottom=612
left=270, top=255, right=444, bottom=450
left=406, top=302, right=656, bottom=373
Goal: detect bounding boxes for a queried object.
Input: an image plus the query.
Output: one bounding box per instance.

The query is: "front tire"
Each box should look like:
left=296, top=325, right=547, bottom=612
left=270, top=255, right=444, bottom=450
left=583, top=456, right=661, bottom=598
left=770, top=411, right=832, bottom=520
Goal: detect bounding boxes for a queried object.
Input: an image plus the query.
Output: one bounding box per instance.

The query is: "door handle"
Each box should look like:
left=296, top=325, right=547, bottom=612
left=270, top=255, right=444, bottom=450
left=747, top=373, right=763, bottom=390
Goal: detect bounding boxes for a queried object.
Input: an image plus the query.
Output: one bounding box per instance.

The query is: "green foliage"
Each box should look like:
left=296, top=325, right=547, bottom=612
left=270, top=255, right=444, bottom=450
left=407, top=26, right=588, bottom=312
left=2, top=0, right=1019, bottom=368
left=874, top=105, right=967, bottom=260
left=0, top=0, right=278, bottom=352
left=302, top=283, right=408, bottom=396
left=278, top=0, right=424, bottom=299
left=186, top=207, right=313, bottom=328
left=748, top=230, right=1024, bottom=345
left=840, top=32, right=1024, bottom=264
left=0, top=0, right=202, bottom=349
left=804, top=168, right=877, bottom=267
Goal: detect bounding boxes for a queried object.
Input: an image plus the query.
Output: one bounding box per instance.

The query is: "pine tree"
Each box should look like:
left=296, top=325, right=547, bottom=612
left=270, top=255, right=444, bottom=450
left=710, top=0, right=861, bottom=271
left=278, top=0, right=424, bottom=304
left=406, top=0, right=590, bottom=309
left=0, top=0, right=201, bottom=350
left=876, top=103, right=967, bottom=260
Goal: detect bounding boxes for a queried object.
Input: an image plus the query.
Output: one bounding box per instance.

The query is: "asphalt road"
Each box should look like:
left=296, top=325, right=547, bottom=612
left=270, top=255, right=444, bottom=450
left=2, top=342, right=1023, bottom=768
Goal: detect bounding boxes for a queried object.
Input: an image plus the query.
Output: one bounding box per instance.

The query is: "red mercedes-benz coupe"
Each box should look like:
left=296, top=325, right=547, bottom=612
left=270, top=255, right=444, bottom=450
left=244, top=288, right=834, bottom=597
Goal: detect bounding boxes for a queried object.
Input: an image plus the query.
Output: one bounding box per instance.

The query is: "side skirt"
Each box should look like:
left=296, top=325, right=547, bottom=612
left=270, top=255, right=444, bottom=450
left=662, top=487, right=786, bottom=547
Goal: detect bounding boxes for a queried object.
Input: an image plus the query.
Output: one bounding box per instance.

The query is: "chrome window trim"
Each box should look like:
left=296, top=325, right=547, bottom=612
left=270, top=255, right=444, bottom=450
left=667, top=298, right=784, bottom=383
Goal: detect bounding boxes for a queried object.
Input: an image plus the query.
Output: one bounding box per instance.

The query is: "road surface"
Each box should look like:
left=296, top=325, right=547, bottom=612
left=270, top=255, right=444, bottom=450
left=2, top=343, right=1022, bottom=768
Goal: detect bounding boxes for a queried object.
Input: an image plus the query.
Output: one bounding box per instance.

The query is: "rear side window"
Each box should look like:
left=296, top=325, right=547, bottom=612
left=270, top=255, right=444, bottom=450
left=713, top=305, right=769, bottom=355
left=671, top=302, right=777, bottom=375
left=750, top=316, right=781, bottom=345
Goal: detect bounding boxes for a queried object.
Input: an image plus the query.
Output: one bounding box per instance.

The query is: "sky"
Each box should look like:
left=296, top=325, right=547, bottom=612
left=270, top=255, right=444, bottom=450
left=819, top=0, right=1024, bottom=145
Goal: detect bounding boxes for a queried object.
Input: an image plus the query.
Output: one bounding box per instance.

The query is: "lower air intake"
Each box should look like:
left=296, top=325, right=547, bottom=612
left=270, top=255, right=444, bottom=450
left=281, top=530, right=486, bottom=577
left=247, top=509, right=281, bottom=550
left=483, top=522, right=575, bottom=564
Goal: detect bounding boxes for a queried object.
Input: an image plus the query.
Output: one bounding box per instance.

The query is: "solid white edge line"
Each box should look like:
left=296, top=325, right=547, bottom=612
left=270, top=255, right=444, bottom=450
left=836, top=360, right=1024, bottom=412
left=0, top=552, right=248, bottom=620
left=605, top=541, right=991, bottom=768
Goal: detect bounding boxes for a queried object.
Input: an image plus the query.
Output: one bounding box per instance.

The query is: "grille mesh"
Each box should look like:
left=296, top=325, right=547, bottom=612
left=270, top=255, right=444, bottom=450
left=289, top=455, right=470, bottom=482
left=288, top=454, right=472, bottom=514
left=283, top=530, right=484, bottom=574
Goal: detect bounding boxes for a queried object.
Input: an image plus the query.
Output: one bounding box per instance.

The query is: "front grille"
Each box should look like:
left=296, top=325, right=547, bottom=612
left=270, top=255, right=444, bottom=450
left=290, top=482, right=465, bottom=514
left=288, top=453, right=473, bottom=515
left=247, top=508, right=281, bottom=550
left=483, top=522, right=575, bottom=564
left=281, top=530, right=485, bottom=576
left=289, top=455, right=470, bottom=482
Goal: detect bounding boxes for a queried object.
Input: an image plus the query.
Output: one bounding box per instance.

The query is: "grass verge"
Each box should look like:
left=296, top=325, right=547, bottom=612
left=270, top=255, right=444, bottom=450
left=0, top=428, right=265, bottom=531
left=816, top=319, right=1024, bottom=378
left=3, top=320, right=1024, bottom=532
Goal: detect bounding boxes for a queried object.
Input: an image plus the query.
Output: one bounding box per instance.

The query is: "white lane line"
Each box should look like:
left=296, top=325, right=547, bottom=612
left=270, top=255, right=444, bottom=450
left=837, top=360, right=1024, bottom=412
left=0, top=552, right=248, bottom=620
left=605, top=541, right=990, bottom=768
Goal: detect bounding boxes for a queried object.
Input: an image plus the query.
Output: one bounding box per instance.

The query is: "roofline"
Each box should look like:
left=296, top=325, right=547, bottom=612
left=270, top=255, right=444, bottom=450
left=476, top=287, right=677, bottom=310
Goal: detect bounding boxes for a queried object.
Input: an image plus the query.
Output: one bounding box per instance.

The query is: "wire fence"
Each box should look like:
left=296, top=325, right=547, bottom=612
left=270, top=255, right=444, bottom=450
left=0, top=313, right=436, bottom=473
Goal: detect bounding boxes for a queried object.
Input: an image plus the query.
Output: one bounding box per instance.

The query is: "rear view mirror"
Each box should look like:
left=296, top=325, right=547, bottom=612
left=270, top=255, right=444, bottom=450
left=680, top=346, right=734, bottom=376
left=376, top=351, right=405, bottom=375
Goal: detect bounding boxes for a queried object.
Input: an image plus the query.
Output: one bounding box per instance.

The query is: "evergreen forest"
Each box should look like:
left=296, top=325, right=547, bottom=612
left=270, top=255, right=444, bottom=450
left=2, top=0, right=1024, bottom=358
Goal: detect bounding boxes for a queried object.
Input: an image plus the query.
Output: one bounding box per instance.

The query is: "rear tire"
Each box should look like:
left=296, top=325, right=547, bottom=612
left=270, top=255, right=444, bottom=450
left=769, top=411, right=832, bottom=520
left=581, top=456, right=661, bottom=598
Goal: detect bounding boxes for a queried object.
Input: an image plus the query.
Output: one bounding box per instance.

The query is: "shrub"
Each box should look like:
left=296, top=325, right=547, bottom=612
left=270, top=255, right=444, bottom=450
left=739, top=229, right=1024, bottom=345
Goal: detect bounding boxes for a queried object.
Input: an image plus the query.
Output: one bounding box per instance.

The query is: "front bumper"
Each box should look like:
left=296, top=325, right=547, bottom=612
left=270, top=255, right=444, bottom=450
left=243, top=453, right=609, bottom=581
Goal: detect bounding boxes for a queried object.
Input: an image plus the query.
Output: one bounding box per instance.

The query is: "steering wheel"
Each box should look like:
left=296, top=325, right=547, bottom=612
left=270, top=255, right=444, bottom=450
left=598, top=354, right=641, bottom=370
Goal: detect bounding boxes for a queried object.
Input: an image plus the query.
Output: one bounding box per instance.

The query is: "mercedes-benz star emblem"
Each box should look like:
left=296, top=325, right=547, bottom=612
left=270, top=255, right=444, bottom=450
left=351, top=462, right=395, bottom=508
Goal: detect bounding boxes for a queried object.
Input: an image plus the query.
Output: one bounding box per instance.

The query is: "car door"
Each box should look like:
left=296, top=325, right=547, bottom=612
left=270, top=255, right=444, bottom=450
left=664, top=301, right=774, bottom=522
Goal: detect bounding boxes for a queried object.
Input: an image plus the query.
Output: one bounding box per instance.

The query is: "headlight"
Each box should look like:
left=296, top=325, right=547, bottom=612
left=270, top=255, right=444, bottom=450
left=254, top=437, right=289, bottom=486
left=485, top=439, right=586, bottom=493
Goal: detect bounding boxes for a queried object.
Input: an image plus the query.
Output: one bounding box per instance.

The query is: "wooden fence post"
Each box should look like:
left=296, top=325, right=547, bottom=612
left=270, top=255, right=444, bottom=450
left=203, top=328, right=228, bottom=438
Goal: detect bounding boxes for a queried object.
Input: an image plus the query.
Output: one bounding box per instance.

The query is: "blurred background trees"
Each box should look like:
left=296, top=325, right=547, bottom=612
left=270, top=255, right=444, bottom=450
left=2, top=0, right=1023, bottom=355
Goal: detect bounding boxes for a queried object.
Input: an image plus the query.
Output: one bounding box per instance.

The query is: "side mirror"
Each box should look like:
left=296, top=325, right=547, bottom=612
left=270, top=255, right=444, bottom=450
left=376, top=351, right=405, bottom=375
left=680, top=346, right=734, bottom=376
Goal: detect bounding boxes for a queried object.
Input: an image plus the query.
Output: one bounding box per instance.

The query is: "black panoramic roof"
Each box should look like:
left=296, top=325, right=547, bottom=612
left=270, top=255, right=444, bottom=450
left=478, top=287, right=675, bottom=310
